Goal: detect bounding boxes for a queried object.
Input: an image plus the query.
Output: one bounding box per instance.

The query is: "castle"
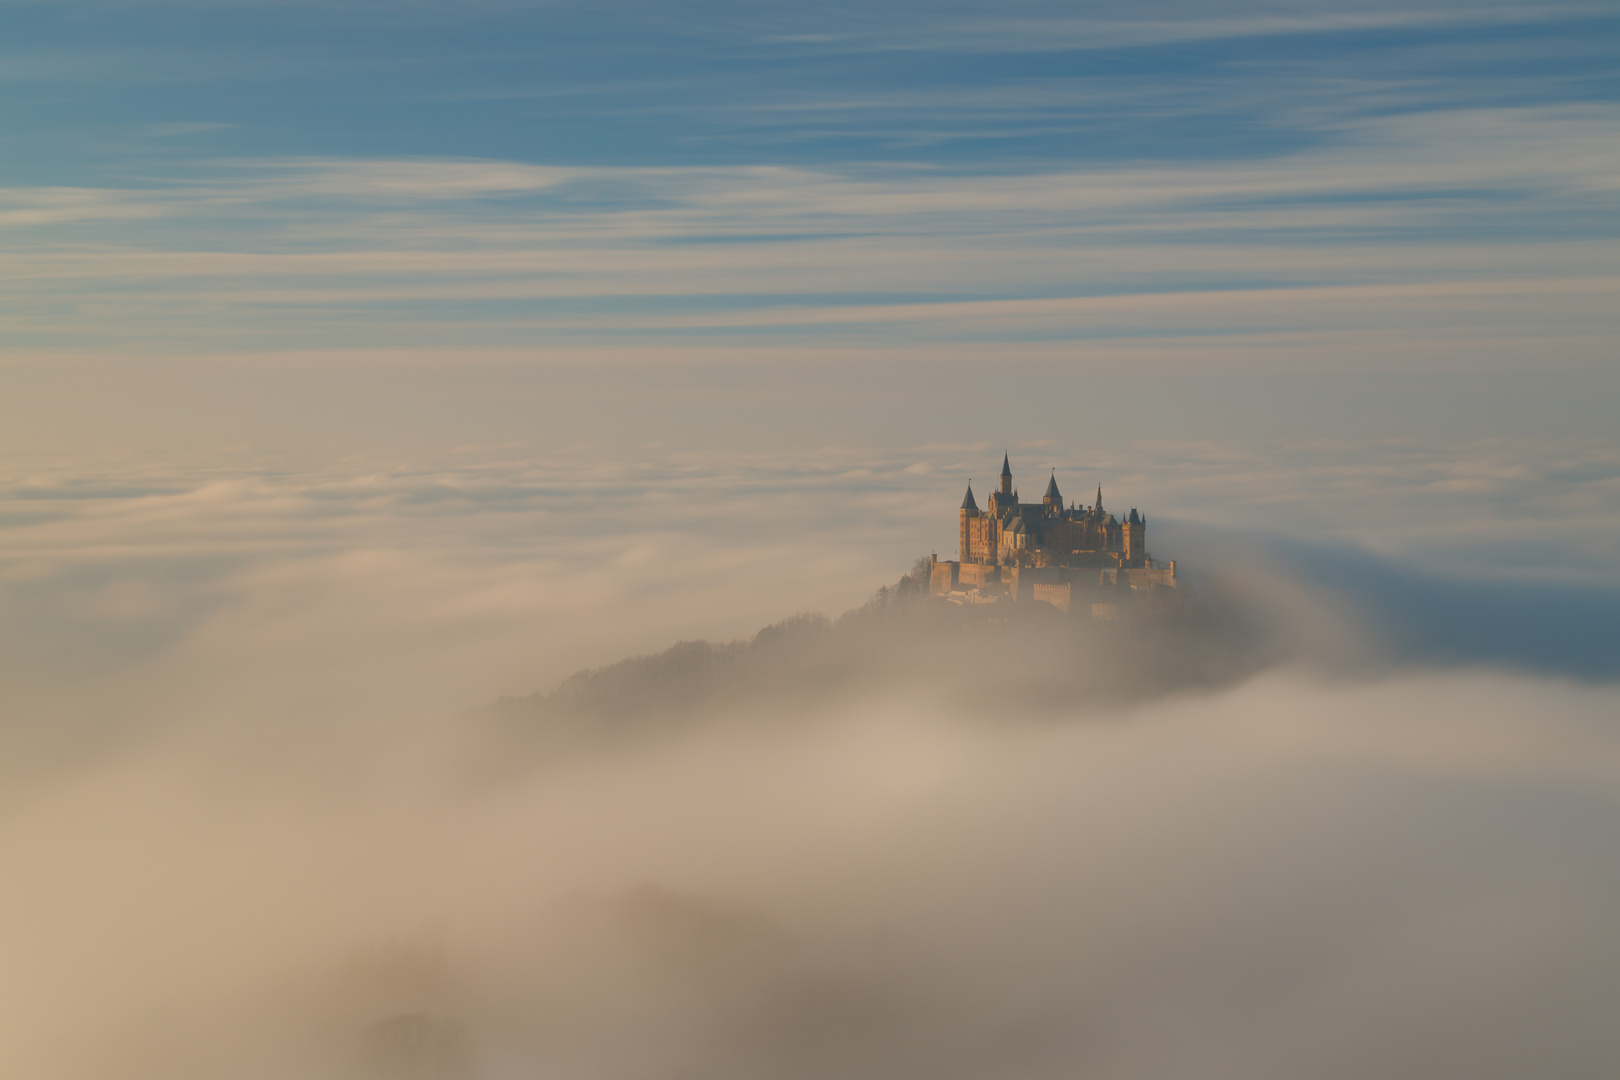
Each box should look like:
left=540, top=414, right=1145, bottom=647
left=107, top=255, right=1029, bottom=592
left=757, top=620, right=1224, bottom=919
left=928, top=454, right=1178, bottom=617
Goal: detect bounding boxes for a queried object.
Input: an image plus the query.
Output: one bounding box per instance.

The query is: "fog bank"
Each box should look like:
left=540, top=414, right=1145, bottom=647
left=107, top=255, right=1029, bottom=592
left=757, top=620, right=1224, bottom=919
left=4, top=669, right=1618, bottom=1079
left=3, top=443, right=1618, bottom=1078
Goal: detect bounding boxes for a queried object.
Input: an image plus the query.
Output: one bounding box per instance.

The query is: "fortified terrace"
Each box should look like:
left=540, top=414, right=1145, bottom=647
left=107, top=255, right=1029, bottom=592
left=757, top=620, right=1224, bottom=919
left=928, top=454, right=1179, bottom=618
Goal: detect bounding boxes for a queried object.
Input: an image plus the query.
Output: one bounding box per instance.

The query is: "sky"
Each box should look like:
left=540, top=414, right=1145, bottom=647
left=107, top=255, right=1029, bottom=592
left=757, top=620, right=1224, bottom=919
left=3, top=3, right=1620, bottom=1077
left=3, top=0, right=1618, bottom=451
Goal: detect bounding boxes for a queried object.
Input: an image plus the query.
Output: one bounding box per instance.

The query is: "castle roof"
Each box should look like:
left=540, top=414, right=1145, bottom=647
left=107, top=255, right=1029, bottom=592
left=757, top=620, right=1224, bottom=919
left=1000, top=453, right=1012, bottom=479
left=1129, top=507, right=1140, bottom=524
left=1044, top=471, right=1061, bottom=500
left=961, top=482, right=978, bottom=511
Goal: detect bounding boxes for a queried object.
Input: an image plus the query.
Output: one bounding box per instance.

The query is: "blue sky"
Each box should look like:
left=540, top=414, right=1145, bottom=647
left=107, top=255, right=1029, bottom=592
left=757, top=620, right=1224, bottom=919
left=7, top=1, right=1619, bottom=175
left=1, top=0, right=1617, bottom=452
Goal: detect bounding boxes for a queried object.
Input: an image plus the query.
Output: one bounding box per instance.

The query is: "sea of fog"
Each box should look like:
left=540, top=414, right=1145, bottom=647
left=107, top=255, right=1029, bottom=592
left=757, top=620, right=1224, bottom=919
left=2, top=440, right=1618, bottom=1079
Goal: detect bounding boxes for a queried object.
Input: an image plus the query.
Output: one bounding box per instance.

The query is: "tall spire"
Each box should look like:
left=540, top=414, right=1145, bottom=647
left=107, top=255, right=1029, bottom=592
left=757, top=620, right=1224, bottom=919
left=999, top=452, right=1013, bottom=496
left=1095, top=485, right=1103, bottom=512
left=1044, top=470, right=1061, bottom=501
left=961, top=481, right=978, bottom=512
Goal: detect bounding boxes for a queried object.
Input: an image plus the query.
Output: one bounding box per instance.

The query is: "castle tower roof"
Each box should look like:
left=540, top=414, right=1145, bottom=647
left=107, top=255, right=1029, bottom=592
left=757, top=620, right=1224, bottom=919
left=1095, top=485, right=1103, bottom=512
left=1000, top=453, right=1013, bottom=479
left=1129, top=507, right=1140, bottom=524
left=1044, top=471, right=1061, bottom=501
left=961, top=482, right=978, bottom=511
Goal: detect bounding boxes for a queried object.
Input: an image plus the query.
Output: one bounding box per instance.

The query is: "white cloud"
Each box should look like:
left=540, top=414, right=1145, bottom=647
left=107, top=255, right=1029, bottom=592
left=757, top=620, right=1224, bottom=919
left=203, top=157, right=584, bottom=201
left=747, top=0, right=1609, bottom=51
left=3, top=663, right=1618, bottom=1078
left=0, top=437, right=1616, bottom=1077
left=0, top=437, right=1613, bottom=756
left=1, top=106, right=1614, bottom=355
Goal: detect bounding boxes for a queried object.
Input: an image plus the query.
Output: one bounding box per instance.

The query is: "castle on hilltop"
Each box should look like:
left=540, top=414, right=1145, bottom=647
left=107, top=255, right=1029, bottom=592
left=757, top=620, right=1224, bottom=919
left=928, top=454, right=1178, bottom=617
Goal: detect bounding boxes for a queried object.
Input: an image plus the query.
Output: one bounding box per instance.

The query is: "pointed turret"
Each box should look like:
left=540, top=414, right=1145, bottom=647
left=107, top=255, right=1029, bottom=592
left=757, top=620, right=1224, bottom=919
left=959, top=481, right=980, bottom=562
left=999, top=452, right=1013, bottom=496
left=1095, top=485, right=1103, bottom=512
left=1043, top=470, right=1062, bottom=513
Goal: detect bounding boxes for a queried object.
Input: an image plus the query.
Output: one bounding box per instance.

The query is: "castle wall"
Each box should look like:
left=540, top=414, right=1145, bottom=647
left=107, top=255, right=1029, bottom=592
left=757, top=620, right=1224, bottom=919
left=1123, top=565, right=1177, bottom=589
left=1030, top=582, right=1071, bottom=613
left=1057, top=550, right=1122, bottom=569
left=1044, top=516, right=1125, bottom=554
left=1003, top=565, right=1046, bottom=601
left=958, top=562, right=1001, bottom=586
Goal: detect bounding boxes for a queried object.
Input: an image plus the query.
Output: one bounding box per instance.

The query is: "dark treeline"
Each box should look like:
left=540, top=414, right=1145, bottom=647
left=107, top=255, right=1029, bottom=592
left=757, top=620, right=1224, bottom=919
left=474, top=557, right=1275, bottom=751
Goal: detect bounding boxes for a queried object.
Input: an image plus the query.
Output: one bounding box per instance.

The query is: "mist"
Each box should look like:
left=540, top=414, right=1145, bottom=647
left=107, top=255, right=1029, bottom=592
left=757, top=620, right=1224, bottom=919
left=6, top=664, right=1618, bottom=1079
left=4, top=466, right=1619, bottom=1078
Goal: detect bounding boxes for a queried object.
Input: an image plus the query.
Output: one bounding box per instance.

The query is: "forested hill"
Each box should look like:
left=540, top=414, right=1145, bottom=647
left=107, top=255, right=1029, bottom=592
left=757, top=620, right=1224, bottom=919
left=471, top=558, right=1248, bottom=741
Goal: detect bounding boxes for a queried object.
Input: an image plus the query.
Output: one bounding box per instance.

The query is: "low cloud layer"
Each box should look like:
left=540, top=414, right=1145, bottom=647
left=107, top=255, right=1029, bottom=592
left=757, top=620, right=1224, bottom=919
left=4, top=669, right=1618, bottom=1079
left=2, top=442, right=1617, bottom=1078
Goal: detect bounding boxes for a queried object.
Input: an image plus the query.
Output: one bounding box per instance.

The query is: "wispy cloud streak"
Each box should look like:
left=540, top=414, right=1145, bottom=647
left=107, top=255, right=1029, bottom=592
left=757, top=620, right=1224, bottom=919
left=2, top=107, right=1616, bottom=353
